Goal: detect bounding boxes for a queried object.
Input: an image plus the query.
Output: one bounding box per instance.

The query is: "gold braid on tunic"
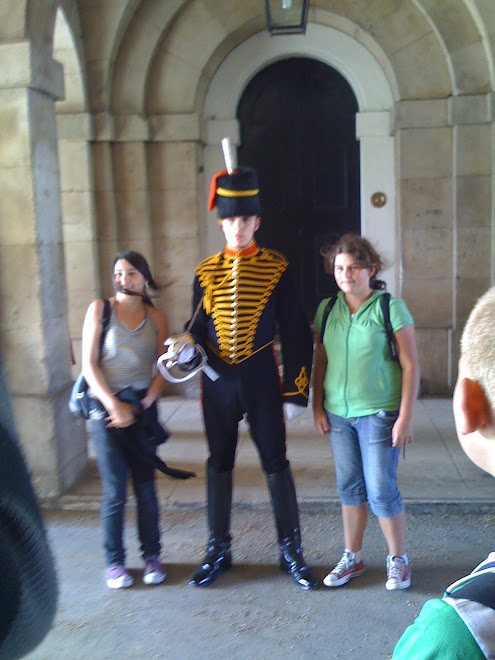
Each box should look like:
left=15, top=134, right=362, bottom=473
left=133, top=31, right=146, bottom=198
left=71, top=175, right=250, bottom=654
left=196, top=244, right=287, bottom=364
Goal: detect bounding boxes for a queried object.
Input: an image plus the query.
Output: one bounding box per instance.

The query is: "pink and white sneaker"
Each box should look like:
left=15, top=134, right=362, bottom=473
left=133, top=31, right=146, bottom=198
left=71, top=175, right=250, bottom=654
left=323, top=550, right=365, bottom=587
left=143, top=555, right=167, bottom=585
left=106, top=565, right=133, bottom=589
left=386, top=555, right=411, bottom=590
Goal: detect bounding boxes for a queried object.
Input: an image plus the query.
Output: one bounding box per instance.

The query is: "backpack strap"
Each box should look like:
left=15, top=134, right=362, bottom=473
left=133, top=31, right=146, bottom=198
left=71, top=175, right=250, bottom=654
left=380, top=293, right=399, bottom=362
left=319, top=296, right=337, bottom=344
left=319, top=293, right=399, bottom=363
left=98, top=299, right=111, bottom=359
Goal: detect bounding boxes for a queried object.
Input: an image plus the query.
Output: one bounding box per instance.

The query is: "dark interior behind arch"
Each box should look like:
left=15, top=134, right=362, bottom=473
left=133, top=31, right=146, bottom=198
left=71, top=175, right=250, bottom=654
left=238, top=57, right=360, bottom=320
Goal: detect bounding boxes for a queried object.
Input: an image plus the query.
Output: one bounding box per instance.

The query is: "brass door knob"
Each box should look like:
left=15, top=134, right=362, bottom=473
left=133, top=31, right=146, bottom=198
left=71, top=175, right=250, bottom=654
left=371, top=192, right=387, bottom=208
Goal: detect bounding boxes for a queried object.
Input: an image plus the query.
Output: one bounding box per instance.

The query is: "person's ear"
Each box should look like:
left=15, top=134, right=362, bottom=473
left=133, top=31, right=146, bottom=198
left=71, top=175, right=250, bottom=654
left=455, top=377, right=492, bottom=434
left=254, top=216, right=261, bottom=232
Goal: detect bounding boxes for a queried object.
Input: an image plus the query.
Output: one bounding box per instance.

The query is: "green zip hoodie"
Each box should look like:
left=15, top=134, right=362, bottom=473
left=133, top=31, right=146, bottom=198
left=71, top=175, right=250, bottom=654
left=314, top=290, right=413, bottom=418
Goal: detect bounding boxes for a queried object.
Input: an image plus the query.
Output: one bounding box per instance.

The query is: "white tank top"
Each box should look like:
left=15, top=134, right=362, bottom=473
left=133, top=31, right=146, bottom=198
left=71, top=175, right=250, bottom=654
left=100, top=305, right=157, bottom=393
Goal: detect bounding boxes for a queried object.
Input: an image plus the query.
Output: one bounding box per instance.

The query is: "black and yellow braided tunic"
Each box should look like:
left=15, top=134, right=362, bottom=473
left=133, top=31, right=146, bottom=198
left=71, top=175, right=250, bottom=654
left=188, top=241, right=313, bottom=472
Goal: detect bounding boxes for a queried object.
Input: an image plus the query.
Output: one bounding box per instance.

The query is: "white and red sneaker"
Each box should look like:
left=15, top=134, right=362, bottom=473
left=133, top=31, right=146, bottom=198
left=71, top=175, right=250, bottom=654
left=386, top=555, right=411, bottom=590
left=323, top=550, right=365, bottom=587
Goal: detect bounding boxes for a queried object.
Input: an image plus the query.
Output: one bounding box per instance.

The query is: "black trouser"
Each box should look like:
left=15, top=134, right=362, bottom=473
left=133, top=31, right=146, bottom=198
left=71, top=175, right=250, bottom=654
left=195, top=352, right=316, bottom=589
left=201, top=347, right=288, bottom=474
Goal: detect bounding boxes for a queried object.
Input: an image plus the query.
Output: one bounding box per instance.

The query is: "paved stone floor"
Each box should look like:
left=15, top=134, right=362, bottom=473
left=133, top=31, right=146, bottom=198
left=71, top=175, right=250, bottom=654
left=30, top=397, right=495, bottom=659
left=27, top=508, right=495, bottom=660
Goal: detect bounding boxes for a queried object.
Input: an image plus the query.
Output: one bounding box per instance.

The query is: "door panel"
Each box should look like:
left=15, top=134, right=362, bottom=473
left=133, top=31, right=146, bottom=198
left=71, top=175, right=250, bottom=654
left=238, top=57, right=360, bottom=320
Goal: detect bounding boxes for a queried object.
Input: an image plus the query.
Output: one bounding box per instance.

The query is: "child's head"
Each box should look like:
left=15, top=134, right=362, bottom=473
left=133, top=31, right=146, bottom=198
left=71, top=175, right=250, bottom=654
left=453, top=286, right=495, bottom=477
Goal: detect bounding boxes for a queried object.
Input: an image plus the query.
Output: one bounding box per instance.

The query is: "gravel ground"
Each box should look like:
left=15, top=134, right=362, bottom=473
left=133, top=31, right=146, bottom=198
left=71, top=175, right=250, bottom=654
left=26, top=508, right=495, bottom=660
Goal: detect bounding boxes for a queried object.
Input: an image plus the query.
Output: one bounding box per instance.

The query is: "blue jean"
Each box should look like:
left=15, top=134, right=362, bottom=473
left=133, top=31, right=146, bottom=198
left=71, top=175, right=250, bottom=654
left=89, top=401, right=160, bottom=566
left=327, top=410, right=403, bottom=518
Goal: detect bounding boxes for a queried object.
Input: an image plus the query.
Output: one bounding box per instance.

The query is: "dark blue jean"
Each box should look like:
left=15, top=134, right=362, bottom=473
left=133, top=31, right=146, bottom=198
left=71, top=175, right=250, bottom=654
left=89, top=401, right=160, bottom=566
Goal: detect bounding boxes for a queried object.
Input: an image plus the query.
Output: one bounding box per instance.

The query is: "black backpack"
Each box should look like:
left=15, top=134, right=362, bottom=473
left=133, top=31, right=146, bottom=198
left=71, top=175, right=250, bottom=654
left=319, top=292, right=399, bottom=362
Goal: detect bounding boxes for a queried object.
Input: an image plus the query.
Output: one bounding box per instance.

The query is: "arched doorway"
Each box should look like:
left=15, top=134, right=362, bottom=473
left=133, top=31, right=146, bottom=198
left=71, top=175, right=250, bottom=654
left=203, top=25, right=396, bottom=297
left=238, top=57, right=359, bottom=319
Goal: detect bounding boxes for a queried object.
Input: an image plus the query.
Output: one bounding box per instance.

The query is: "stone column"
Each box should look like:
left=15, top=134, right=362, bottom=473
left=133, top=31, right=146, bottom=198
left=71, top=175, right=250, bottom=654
left=149, top=113, right=203, bottom=333
left=92, top=113, right=154, bottom=297
left=0, top=41, right=86, bottom=498
left=57, top=112, right=100, bottom=371
left=450, top=94, right=494, bottom=320
left=113, top=113, right=153, bottom=264
left=449, top=93, right=495, bottom=383
left=148, top=113, right=203, bottom=396
left=394, top=99, right=454, bottom=395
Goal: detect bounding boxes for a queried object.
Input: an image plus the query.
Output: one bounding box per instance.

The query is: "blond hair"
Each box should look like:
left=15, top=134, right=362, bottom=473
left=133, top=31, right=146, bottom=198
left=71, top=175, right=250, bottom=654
left=461, top=286, right=495, bottom=409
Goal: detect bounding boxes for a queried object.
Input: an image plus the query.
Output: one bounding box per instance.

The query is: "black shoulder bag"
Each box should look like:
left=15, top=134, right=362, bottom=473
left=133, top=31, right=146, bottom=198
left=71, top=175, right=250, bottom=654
left=69, top=299, right=111, bottom=420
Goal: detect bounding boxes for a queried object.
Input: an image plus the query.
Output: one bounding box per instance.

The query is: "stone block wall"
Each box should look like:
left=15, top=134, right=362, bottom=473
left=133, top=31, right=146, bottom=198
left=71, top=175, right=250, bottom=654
left=396, top=95, right=494, bottom=394
left=148, top=139, right=202, bottom=334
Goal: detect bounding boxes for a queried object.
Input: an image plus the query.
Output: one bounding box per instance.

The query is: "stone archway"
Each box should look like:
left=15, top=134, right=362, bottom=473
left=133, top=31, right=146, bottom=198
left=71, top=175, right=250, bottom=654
left=202, top=24, right=398, bottom=293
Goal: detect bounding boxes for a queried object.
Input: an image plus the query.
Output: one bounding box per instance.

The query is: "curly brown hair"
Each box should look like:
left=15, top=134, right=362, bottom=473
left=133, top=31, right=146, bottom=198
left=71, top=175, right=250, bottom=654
left=321, top=233, right=387, bottom=290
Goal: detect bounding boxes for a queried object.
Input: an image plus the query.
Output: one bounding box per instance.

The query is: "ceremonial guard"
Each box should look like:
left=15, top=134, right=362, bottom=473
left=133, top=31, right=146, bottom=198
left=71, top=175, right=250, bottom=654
left=185, top=155, right=317, bottom=590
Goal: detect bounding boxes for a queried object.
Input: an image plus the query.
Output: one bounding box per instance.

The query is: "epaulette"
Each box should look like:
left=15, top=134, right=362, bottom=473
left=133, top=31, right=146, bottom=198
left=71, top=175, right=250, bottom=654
left=259, top=248, right=288, bottom=267
left=196, top=252, right=223, bottom=279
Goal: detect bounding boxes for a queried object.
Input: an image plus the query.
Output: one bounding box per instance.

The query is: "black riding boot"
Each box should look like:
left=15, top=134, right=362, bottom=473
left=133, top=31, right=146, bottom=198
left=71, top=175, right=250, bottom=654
left=189, top=465, right=233, bottom=587
left=267, top=464, right=318, bottom=591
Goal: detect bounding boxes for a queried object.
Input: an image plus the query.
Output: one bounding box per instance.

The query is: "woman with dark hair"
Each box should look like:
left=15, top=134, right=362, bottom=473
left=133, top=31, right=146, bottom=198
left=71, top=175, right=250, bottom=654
left=82, top=250, right=169, bottom=589
left=313, top=234, right=419, bottom=591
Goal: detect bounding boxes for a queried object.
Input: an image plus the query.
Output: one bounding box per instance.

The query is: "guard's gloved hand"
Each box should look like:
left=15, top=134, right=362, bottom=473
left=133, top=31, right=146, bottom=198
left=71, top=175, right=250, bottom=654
left=176, top=335, right=202, bottom=370
left=283, top=402, right=305, bottom=422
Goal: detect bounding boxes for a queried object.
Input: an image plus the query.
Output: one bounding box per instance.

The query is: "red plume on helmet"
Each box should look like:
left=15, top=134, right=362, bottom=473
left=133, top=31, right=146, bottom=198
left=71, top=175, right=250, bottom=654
left=208, top=169, right=229, bottom=212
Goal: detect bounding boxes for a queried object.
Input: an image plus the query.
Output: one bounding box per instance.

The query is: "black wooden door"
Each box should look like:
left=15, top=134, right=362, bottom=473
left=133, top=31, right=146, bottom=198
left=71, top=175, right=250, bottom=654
left=238, top=57, right=360, bottom=320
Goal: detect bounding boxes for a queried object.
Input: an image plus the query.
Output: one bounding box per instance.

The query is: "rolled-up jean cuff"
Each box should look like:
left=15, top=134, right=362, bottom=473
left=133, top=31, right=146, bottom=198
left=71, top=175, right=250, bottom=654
left=338, top=489, right=368, bottom=507
left=369, top=492, right=404, bottom=518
